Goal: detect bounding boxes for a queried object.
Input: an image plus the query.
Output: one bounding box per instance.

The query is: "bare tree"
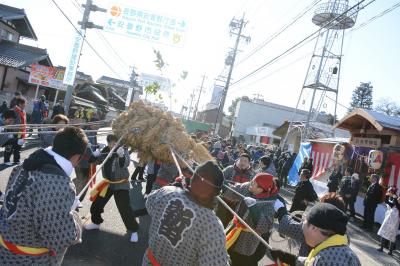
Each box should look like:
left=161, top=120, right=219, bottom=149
left=375, top=98, right=400, bottom=116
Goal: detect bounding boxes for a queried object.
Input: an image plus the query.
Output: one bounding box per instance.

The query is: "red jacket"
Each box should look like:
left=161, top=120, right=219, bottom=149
left=14, top=106, right=26, bottom=139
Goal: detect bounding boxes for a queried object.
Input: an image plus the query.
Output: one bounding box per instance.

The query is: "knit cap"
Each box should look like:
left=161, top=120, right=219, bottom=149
left=307, top=203, right=348, bottom=235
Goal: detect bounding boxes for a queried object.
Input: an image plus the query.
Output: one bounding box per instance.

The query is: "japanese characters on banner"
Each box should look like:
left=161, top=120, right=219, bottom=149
left=64, top=30, right=84, bottom=85
left=29, top=64, right=67, bottom=91
left=104, top=4, right=187, bottom=47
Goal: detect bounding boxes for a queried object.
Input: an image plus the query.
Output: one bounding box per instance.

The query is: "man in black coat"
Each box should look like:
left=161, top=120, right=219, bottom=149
left=327, top=166, right=342, bottom=193
left=362, top=174, right=383, bottom=231
left=290, top=169, right=318, bottom=212
left=339, top=167, right=354, bottom=215
left=279, top=152, right=296, bottom=187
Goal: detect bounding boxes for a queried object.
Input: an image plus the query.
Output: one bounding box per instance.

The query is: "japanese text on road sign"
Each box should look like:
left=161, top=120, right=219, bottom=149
left=104, top=4, right=187, bottom=47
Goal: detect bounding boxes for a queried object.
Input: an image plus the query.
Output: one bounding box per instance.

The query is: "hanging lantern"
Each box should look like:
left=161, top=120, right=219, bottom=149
left=368, top=150, right=383, bottom=170
left=332, top=143, right=346, bottom=161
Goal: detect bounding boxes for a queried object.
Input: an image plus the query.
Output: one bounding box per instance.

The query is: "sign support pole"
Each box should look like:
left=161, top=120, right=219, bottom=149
left=34, top=84, right=40, bottom=100
left=63, top=0, right=106, bottom=114
left=54, top=89, right=59, bottom=104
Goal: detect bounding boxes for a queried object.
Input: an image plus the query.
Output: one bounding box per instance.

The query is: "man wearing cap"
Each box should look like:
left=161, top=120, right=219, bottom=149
left=143, top=161, right=229, bottom=266
left=271, top=203, right=361, bottom=266
left=222, top=173, right=278, bottom=266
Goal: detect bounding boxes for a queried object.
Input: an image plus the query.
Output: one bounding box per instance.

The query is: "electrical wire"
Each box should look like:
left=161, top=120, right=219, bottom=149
left=50, top=0, right=124, bottom=79
left=230, top=0, right=376, bottom=88
left=350, top=1, right=400, bottom=32
left=236, top=0, right=323, bottom=66
left=229, top=49, right=313, bottom=96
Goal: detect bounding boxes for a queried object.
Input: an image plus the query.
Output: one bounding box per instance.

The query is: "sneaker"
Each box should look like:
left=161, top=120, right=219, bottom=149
left=130, top=232, right=138, bottom=242
left=388, top=251, right=393, bottom=256
left=84, top=222, right=100, bottom=230
left=4, top=162, right=13, bottom=166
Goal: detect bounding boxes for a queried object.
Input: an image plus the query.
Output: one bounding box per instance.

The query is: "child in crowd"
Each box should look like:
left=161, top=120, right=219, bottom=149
left=85, top=134, right=139, bottom=242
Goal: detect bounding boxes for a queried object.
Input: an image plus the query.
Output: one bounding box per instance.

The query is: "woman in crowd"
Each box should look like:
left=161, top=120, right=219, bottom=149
left=377, top=186, right=400, bottom=255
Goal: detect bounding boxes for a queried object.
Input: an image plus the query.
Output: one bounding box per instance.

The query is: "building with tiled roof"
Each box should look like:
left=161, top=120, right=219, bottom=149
left=0, top=3, right=52, bottom=109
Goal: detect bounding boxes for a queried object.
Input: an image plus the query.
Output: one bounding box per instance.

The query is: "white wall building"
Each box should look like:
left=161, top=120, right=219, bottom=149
left=232, top=99, right=309, bottom=144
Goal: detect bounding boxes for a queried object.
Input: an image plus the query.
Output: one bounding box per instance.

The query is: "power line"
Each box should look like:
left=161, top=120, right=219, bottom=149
left=230, top=0, right=376, bottom=88
left=350, top=1, right=400, bottom=32
left=236, top=0, right=323, bottom=66
left=50, top=0, right=124, bottom=79
left=229, top=51, right=312, bottom=96
left=325, top=94, right=350, bottom=111
left=233, top=0, right=396, bottom=113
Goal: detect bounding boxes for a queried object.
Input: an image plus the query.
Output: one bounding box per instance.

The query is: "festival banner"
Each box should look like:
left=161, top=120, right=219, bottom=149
left=310, top=142, right=334, bottom=179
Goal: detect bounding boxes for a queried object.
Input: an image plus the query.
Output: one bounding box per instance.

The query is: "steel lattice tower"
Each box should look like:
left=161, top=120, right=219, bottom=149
left=286, top=0, right=359, bottom=143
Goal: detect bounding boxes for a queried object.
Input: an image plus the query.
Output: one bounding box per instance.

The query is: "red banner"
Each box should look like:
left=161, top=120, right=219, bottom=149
left=385, top=152, right=400, bottom=188
left=311, top=143, right=333, bottom=179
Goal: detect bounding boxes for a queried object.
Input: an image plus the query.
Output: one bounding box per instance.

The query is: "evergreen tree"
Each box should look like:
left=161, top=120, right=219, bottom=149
left=349, top=82, right=373, bottom=111
left=228, top=96, right=251, bottom=117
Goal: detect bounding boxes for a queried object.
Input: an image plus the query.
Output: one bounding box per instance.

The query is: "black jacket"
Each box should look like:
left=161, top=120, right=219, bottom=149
left=364, top=183, right=382, bottom=207
left=293, top=179, right=318, bottom=203
left=339, top=176, right=352, bottom=197
left=23, top=148, right=64, bottom=174
left=327, top=170, right=342, bottom=192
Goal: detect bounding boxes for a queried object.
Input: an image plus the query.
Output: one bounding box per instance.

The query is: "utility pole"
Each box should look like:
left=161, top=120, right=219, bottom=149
left=253, top=93, right=263, bottom=101
left=192, top=74, right=206, bottom=120
left=187, top=89, right=196, bottom=120
left=126, top=67, right=139, bottom=109
left=214, top=14, right=250, bottom=135
left=63, top=0, right=106, bottom=114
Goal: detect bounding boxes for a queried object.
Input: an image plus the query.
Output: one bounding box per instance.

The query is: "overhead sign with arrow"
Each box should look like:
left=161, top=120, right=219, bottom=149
left=103, top=3, right=187, bottom=47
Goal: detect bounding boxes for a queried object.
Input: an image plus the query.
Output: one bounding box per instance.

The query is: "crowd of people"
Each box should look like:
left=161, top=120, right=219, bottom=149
left=0, top=102, right=398, bottom=265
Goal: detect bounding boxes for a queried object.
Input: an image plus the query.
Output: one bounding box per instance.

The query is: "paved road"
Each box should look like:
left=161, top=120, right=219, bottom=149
left=0, top=139, right=399, bottom=265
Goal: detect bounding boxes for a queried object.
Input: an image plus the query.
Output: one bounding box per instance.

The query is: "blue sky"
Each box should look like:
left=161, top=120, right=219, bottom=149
left=6, top=0, right=400, bottom=118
